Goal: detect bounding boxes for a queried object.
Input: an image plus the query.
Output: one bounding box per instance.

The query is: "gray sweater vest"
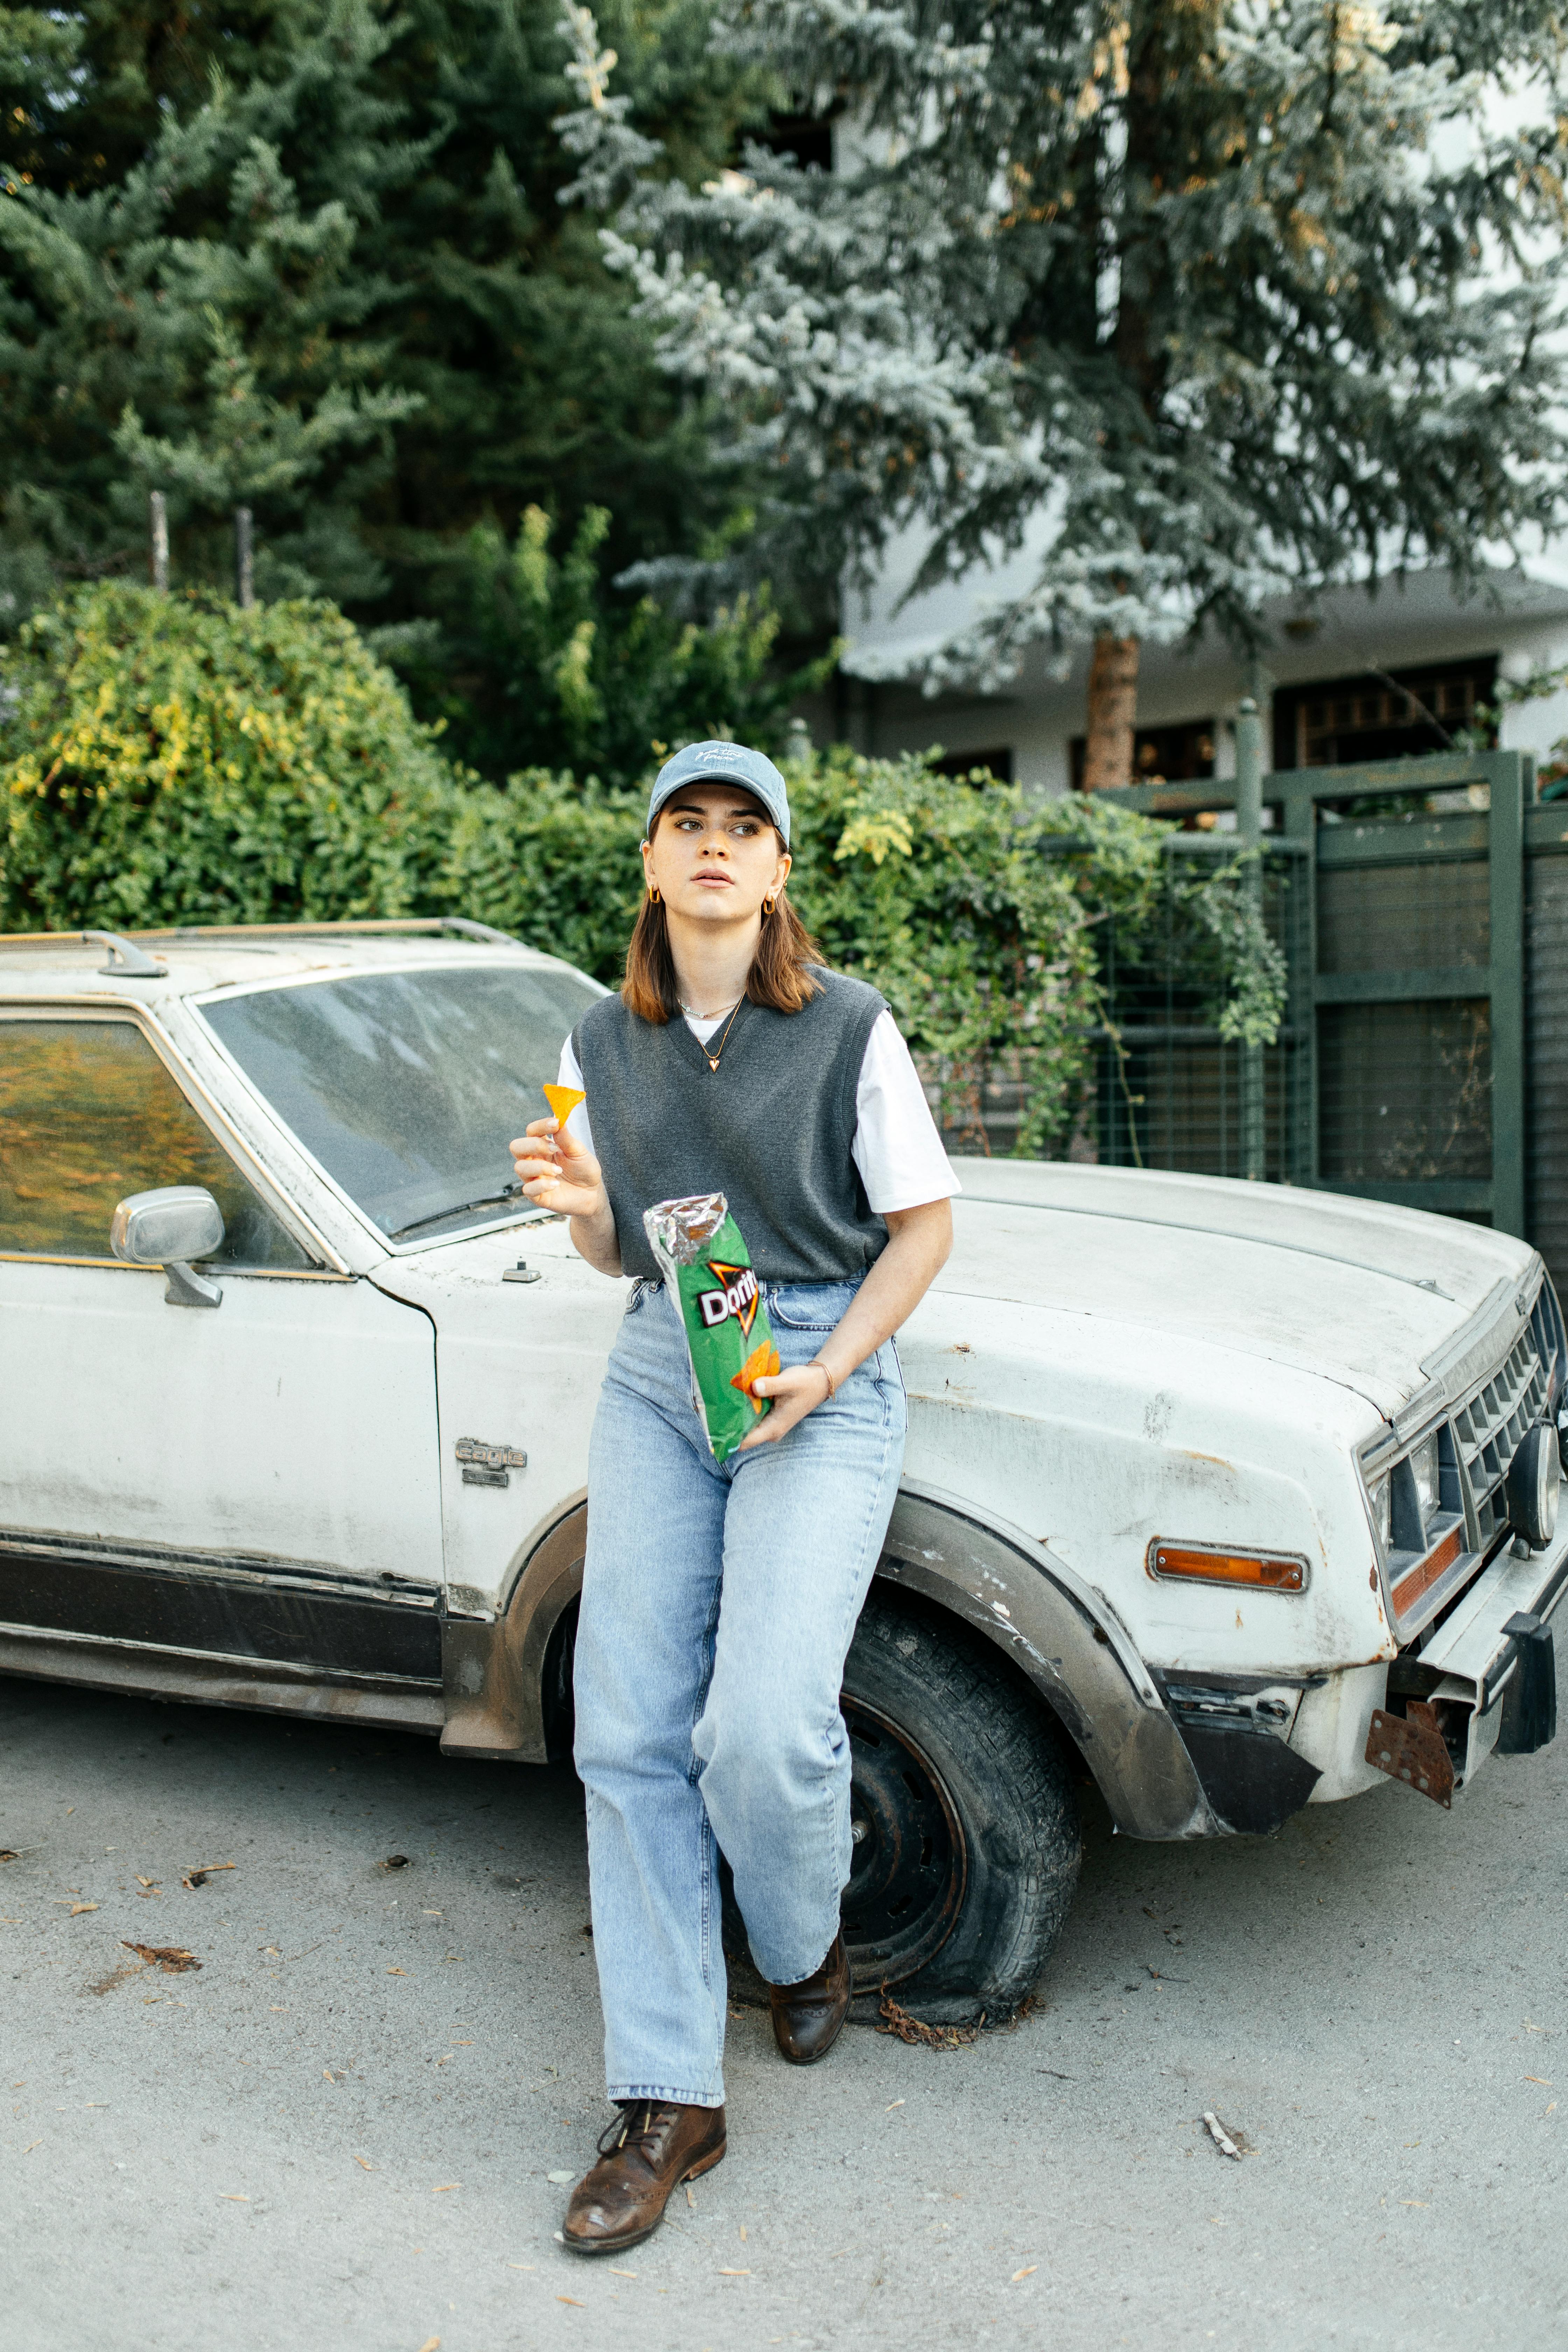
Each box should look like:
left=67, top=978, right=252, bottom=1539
left=573, top=970, right=890, bottom=1283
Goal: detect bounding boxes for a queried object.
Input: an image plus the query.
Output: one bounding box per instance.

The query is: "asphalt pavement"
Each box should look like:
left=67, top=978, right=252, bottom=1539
left=5, top=1669, right=1566, bottom=2350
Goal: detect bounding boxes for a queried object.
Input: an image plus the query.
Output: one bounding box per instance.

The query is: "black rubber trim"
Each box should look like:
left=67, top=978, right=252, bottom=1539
left=0, top=1539, right=440, bottom=1682
left=1171, top=1721, right=1322, bottom=1835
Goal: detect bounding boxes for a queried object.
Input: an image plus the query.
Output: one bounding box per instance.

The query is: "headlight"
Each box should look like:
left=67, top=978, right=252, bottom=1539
left=1367, top=1475, right=1391, bottom=1550
left=1408, top=1434, right=1440, bottom=1532
left=1506, top=1423, right=1561, bottom=1550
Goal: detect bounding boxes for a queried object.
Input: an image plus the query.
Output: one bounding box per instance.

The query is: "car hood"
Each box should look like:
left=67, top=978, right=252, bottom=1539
left=939, top=1160, right=1541, bottom=1422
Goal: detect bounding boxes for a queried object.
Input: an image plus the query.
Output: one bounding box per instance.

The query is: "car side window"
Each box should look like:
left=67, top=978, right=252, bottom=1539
left=0, top=1019, right=313, bottom=1269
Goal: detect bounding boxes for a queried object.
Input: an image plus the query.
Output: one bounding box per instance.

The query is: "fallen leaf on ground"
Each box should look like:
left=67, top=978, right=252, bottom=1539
left=432, top=2184, right=459, bottom=2193
left=506, top=2263, right=535, bottom=2272
left=1525, top=2076, right=1553, bottom=2086
left=23, top=2139, right=41, bottom=2152
left=686, top=2185, right=696, bottom=2209
left=121, top=1942, right=201, bottom=1973
left=1400, top=2200, right=1430, bottom=2208
left=876, top=1990, right=977, bottom=2049
left=1011, top=2266, right=1038, bottom=2282
left=546, top=2170, right=574, bottom=2185
left=717, top=2267, right=751, bottom=2276
left=183, top=1864, right=234, bottom=1890
left=68, top=1903, right=98, bottom=1916
left=354, top=2155, right=375, bottom=2172
left=417, top=2338, right=440, bottom=2351
left=88, top=1958, right=149, bottom=1997
left=607, top=2268, right=636, bottom=2279
left=219, top=2194, right=249, bottom=2203
left=556, top=2298, right=584, bottom=2309
left=0, top=1851, right=18, bottom=1863
left=386, top=1968, right=407, bottom=1976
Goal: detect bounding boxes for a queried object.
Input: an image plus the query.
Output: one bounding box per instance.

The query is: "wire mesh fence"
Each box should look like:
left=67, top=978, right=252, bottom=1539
left=1089, top=843, right=1310, bottom=1180
left=926, top=758, right=1568, bottom=1314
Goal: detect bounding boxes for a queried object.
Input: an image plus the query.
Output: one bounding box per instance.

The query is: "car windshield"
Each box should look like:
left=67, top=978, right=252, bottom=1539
left=201, top=963, right=601, bottom=1242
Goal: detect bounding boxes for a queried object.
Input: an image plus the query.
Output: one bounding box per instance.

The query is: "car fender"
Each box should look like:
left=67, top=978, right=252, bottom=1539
left=440, top=1482, right=1217, bottom=1841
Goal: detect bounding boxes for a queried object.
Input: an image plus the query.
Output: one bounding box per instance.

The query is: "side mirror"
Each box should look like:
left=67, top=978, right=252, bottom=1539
left=110, top=1186, right=225, bottom=1309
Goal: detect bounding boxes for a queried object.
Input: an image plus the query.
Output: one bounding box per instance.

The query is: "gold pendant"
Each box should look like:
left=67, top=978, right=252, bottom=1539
left=707, top=1057, right=719, bottom=1072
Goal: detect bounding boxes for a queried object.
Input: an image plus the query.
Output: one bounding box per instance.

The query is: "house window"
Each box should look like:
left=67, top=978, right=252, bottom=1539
left=1070, top=719, right=1215, bottom=792
left=1272, top=658, right=1497, bottom=770
left=929, top=746, right=1014, bottom=784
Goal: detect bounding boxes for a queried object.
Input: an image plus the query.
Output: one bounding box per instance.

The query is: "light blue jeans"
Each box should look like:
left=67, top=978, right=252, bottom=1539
left=573, top=1275, right=907, bottom=2108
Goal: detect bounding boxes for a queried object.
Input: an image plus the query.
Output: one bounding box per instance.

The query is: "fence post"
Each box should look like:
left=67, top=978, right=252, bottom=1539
left=1236, top=695, right=1265, bottom=1180
left=149, top=492, right=168, bottom=593
left=1490, top=750, right=1527, bottom=1238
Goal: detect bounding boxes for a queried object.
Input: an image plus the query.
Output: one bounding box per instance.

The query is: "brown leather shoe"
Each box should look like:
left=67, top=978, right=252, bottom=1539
left=768, top=1930, right=851, bottom=2065
left=561, top=2100, right=726, bottom=2256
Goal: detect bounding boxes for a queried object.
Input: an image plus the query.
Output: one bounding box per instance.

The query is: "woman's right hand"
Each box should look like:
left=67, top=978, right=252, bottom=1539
left=509, top=1117, right=609, bottom=1225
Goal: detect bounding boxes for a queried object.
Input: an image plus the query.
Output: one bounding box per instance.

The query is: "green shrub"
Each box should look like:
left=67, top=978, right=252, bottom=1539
left=1, top=590, right=1273, bottom=1160
left=782, top=748, right=1174, bottom=1153
left=0, top=583, right=461, bottom=932
left=434, top=769, right=648, bottom=985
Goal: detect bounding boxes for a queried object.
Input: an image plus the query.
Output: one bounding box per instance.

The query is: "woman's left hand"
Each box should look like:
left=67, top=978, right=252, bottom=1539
left=735, top=1361, right=833, bottom=1451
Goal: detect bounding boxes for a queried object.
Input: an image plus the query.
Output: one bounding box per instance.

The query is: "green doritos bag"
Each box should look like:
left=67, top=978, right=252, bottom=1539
left=643, top=1192, right=780, bottom=1463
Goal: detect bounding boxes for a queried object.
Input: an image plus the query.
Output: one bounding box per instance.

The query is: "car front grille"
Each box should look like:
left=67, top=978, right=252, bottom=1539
left=1451, top=1287, right=1559, bottom=1549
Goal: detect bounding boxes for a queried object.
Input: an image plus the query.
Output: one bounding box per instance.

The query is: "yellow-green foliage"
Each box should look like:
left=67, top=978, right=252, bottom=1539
left=1, top=584, right=460, bottom=932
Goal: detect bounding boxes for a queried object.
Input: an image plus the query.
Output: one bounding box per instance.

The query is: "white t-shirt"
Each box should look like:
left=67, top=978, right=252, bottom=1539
left=554, top=1006, right=959, bottom=1215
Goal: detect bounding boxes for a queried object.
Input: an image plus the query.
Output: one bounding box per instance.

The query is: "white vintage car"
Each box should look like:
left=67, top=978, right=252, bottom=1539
left=2, top=924, right=1563, bottom=2018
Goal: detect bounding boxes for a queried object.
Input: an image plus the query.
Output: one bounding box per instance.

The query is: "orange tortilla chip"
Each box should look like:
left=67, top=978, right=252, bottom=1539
left=542, top=1083, right=586, bottom=1127
left=730, top=1340, right=782, bottom=1412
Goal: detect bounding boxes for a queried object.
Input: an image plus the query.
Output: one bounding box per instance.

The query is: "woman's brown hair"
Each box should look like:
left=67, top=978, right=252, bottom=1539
left=621, top=815, right=826, bottom=1023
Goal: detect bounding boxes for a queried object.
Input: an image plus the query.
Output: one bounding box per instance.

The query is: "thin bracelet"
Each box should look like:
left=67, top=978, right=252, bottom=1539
left=809, top=1358, right=836, bottom=1400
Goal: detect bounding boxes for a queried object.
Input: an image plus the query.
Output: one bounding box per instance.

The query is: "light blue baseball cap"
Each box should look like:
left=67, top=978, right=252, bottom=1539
left=647, top=740, right=791, bottom=847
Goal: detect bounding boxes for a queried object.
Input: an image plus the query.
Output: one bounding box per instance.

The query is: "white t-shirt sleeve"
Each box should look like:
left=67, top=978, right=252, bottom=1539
left=852, top=1010, right=960, bottom=1213
left=554, top=1006, right=958, bottom=1216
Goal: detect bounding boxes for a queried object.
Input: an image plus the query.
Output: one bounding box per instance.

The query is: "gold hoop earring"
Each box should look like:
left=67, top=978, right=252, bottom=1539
left=762, top=893, right=777, bottom=917
left=647, top=882, right=661, bottom=904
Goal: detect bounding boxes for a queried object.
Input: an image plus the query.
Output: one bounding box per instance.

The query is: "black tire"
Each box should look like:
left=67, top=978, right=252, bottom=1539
left=836, top=1589, right=1082, bottom=2022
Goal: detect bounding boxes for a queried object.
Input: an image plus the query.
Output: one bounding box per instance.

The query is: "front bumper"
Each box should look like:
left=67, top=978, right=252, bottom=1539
left=1379, top=1515, right=1568, bottom=1798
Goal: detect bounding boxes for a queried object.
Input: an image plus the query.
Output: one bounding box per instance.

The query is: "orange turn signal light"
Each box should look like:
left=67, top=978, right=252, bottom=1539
left=1147, top=1540, right=1307, bottom=1592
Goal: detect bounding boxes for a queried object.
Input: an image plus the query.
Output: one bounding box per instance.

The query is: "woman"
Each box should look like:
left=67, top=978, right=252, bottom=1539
left=510, top=740, right=955, bottom=2257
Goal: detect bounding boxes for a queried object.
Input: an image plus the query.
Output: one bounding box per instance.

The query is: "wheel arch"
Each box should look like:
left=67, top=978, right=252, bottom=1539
left=441, top=1484, right=1217, bottom=1840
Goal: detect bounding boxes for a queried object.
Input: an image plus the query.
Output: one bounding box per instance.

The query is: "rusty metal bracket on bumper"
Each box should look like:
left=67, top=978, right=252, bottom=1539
left=1368, top=1518, right=1568, bottom=1802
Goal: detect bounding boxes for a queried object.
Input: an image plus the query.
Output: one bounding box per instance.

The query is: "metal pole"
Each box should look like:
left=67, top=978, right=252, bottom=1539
left=234, top=507, right=254, bottom=609
left=149, top=492, right=169, bottom=593
left=1236, top=693, right=1265, bottom=1181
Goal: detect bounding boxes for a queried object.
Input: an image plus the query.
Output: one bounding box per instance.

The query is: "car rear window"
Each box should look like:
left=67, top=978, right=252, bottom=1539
left=201, top=964, right=601, bottom=1242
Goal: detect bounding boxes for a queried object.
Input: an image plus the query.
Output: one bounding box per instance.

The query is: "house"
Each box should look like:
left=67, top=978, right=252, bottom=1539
left=832, top=532, right=1568, bottom=800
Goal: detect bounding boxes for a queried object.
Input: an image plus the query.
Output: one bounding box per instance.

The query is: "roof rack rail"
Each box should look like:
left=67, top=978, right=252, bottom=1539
left=144, top=916, right=524, bottom=945
left=0, top=916, right=523, bottom=948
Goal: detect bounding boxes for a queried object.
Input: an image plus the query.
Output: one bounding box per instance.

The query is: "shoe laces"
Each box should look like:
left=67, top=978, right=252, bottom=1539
left=598, top=2100, right=678, bottom=2162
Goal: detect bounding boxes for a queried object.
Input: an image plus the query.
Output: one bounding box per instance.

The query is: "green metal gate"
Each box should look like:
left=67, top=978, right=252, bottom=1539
left=1103, top=747, right=1558, bottom=1276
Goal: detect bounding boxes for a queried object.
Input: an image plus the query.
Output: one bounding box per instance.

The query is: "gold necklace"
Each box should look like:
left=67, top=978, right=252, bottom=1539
left=695, top=997, right=747, bottom=1074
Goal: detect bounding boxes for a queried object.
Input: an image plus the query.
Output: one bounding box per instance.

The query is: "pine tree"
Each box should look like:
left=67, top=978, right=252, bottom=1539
left=595, top=0, right=1568, bottom=782
left=0, top=0, right=780, bottom=770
